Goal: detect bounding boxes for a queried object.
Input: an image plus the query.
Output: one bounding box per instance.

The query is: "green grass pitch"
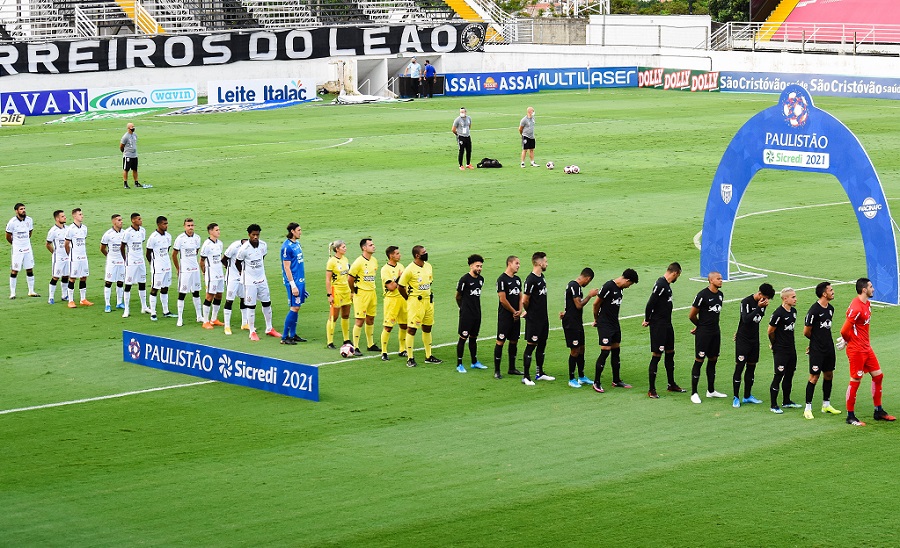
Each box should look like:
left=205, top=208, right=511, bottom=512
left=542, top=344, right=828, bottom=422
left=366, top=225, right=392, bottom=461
left=1, top=89, right=900, bottom=546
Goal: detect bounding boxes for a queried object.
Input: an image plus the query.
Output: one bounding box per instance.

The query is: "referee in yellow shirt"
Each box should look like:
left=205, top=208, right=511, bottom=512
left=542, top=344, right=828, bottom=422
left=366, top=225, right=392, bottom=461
left=349, top=238, right=379, bottom=355
left=380, top=246, right=408, bottom=360
left=399, top=245, right=442, bottom=367
left=325, top=240, right=352, bottom=349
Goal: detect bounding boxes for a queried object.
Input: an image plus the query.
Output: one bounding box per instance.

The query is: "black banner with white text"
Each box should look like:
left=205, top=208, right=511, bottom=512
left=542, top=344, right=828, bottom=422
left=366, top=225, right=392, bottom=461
left=0, top=23, right=486, bottom=77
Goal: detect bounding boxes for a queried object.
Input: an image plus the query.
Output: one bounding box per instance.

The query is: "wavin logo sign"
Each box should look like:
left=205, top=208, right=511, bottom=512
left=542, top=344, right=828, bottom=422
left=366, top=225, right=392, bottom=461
left=90, top=90, right=149, bottom=109
left=218, top=355, right=233, bottom=379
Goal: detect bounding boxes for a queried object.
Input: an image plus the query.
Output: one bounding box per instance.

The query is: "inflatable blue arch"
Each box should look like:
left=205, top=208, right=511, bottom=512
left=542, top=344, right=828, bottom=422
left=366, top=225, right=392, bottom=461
left=700, top=84, right=898, bottom=304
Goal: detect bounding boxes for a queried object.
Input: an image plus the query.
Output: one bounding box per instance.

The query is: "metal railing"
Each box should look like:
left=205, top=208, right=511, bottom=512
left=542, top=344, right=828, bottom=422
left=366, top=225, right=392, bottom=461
left=356, top=0, right=429, bottom=24
left=144, top=0, right=206, bottom=32
left=0, top=0, right=74, bottom=40
left=239, top=0, right=317, bottom=29
left=708, top=21, right=900, bottom=55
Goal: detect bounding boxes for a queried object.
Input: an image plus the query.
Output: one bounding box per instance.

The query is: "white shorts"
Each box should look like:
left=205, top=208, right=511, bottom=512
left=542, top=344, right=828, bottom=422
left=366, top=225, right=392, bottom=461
left=52, top=256, right=71, bottom=279
left=105, top=264, right=125, bottom=283
left=12, top=250, right=34, bottom=271
left=205, top=273, right=225, bottom=295
left=125, top=263, right=146, bottom=285
left=243, top=280, right=270, bottom=306
left=179, top=270, right=202, bottom=294
left=226, top=273, right=244, bottom=301
left=152, top=270, right=172, bottom=290
left=69, top=259, right=89, bottom=278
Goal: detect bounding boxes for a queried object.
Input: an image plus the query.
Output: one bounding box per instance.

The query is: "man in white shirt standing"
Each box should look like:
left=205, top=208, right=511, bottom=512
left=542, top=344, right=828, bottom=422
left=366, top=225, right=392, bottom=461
left=46, top=209, right=70, bottom=305
left=65, top=207, right=93, bottom=308
left=199, top=222, right=226, bottom=329
left=146, top=216, right=174, bottom=322
left=100, top=213, right=127, bottom=312
left=236, top=224, right=280, bottom=341
left=222, top=237, right=248, bottom=335
left=173, top=218, right=204, bottom=327
left=120, top=212, right=149, bottom=317
left=6, top=202, right=39, bottom=299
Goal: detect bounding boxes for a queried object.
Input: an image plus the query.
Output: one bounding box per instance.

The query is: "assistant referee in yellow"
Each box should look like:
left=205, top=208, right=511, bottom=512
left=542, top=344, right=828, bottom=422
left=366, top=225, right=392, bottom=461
left=399, top=245, right=442, bottom=367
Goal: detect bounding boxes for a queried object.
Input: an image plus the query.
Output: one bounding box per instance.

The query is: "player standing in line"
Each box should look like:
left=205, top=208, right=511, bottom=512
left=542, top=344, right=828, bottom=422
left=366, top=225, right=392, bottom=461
left=767, top=288, right=800, bottom=414
left=642, top=262, right=686, bottom=398
left=731, top=283, right=775, bottom=408
left=46, top=210, right=70, bottom=305
left=452, top=107, right=474, bottom=170
left=145, top=216, right=174, bottom=322
left=494, top=256, right=524, bottom=379
left=221, top=236, right=249, bottom=335
left=521, top=251, right=553, bottom=385
left=455, top=254, right=486, bottom=373
left=279, top=222, right=308, bottom=345
left=236, top=224, right=280, bottom=341
left=688, top=271, right=725, bottom=404
left=838, top=277, right=896, bottom=426
left=592, top=269, right=639, bottom=393
left=380, top=246, right=408, bottom=361
left=172, top=218, right=204, bottom=327
left=399, top=245, right=441, bottom=367
left=561, top=268, right=599, bottom=388
left=802, top=281, right=841, bottom=419
left=199, top=223, right=226, bottom=329
left=64, top=208, right=93, bottom=308
left=6, top=203, right=39, bottom=299
left=349, top=238, right=380, bottom=356
left=120, top=212, right=149, bottom=317
left=120, top=122, right=142, bottom=189
left=519, top=107, right=538, bottom=168
left=100, top=214, right=126, bottom=312
left=325, top=240, right=352, bottom=349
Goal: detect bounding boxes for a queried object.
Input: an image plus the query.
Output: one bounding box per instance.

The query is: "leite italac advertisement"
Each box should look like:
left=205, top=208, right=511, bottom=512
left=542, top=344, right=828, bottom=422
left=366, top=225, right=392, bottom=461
left=208, top=78, right=309, bottom=105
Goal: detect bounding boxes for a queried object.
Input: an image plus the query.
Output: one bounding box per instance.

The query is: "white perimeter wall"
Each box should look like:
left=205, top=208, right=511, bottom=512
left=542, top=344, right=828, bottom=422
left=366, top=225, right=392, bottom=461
left=3, top=15, right=899, bottom=95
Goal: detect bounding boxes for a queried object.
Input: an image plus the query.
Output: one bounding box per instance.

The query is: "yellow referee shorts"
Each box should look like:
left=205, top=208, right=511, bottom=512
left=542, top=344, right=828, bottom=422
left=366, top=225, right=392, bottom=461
left=407, top=296, right=434, bottom=328
left=353, top=289, right=377, bottom=319
left=333, top=286, right=352, bottom=308
left=383, top=295, right=408, bottom=327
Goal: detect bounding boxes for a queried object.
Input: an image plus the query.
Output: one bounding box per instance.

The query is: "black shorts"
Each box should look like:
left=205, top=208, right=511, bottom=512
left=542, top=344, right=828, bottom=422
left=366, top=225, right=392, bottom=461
left=649, top=323, right=674, bottom=353
left=694, top=330, right=721, bottom=360
left=735, top=340, right=760, bottom=365
left=773, top=351, right=798, bottom=373
left=522, top=137, right=535, bottom=150
left=458, top=314, right=481, bottom=339
left=524, top=319, right=548, bottom=344
left=123, top=156, right=139, bottom=171
left=496, top=314, right=520, bottom=342
left=457, top=135, right=471, bottom=149
left=563, top=325, right=585, bottom=349
left=596, top=324, right=621, bottom=346
left=808, top=349, right=836, bottom=374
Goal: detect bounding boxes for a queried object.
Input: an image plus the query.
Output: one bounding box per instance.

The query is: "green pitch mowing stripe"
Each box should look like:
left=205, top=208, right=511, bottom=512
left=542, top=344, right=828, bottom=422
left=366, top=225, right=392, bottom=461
left=1, top=89, right=899, bottom=545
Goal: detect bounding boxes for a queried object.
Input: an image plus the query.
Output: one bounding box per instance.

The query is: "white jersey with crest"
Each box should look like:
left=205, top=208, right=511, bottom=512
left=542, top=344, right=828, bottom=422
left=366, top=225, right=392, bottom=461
left=122, top=226, right=146, bottom=266
left=174, top=232, right=202, bottom=273
left=236, top=240, right=268, bottom=285
left=65, top=223, right=88, bottom=262
left=100, top=228, right=125, bottom=267
left=146, top=230, right=172, bottom=273
left=47, top=224, right=69, bottom=261
left=200, top=238, right=224, bottom=281
left=6, top=215, right=33, bottom=254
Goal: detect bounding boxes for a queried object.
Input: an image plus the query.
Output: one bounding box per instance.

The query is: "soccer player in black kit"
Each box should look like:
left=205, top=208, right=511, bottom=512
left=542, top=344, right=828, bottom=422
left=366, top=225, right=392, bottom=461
left=642, top=262, right=684, bottom=398
left=592, top=268, right=639, bottom=393
left=495, top=256, right=524, bottom=379
left=561, top=268, right=599, bottom=388
left=688, top=271, right=725, bottom=404
left=732, top=283, right=775, bottom=408
left=767, top=287, right=800, bottom=414
left=802, top=281, right=841, bottom=419
left=456, top=254, right=485, bottom=373
left=521, top=252, right=553, bottom=385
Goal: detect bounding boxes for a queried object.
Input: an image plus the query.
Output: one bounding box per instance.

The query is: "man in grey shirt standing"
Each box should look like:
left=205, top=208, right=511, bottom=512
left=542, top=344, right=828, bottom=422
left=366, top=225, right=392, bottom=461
left=120, top=122, right=142, bottom=189
left=404, top=57, right=422, bottom=98
left=452, top=107, right=473, bottom=170
left=519, top=107, right=538, bottom=168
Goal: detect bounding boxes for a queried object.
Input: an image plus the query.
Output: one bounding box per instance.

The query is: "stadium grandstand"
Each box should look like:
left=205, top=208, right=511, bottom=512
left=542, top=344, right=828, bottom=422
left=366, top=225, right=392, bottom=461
left=714, top=0, right=900, bottom=54
left=0, top=0, right=548, bottom=41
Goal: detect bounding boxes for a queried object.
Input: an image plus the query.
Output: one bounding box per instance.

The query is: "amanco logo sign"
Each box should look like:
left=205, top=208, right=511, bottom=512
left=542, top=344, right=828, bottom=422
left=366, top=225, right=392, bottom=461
left=89, top=85, right=197, bottom=111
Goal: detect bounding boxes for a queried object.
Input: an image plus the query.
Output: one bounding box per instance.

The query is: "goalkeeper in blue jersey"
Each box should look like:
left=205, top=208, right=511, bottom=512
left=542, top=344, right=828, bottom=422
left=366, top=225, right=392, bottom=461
left=280, top=222, right=308, bottom=345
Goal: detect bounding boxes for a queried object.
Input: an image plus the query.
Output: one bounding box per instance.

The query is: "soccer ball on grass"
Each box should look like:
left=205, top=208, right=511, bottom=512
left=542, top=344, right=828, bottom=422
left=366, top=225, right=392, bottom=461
left=340, top=343, right=355, bottom=358
left=564, top=165, right=580, bottom=174
left=546, top=161, right=554, bottom=170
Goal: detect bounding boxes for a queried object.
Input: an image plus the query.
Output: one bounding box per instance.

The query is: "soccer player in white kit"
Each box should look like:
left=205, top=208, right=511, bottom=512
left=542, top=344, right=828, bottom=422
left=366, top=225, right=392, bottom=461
left=173, top=218, right=204, bottom=327
left=199, top=222, right=225, bottom=329
left=46, top=209, right=70, bottom=304
left=100, top=213, right=126, bottom=312
left=65, top=208, right=93, bottom=308
left=120, top=212, right=149, bottom=317
left=146, top=216, right=174, bottom=321
left=222, top=237, right=248, bottom=335
left=6, top=202, right=39, bottom=299
left=236, top=224, right=280, bottom=341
